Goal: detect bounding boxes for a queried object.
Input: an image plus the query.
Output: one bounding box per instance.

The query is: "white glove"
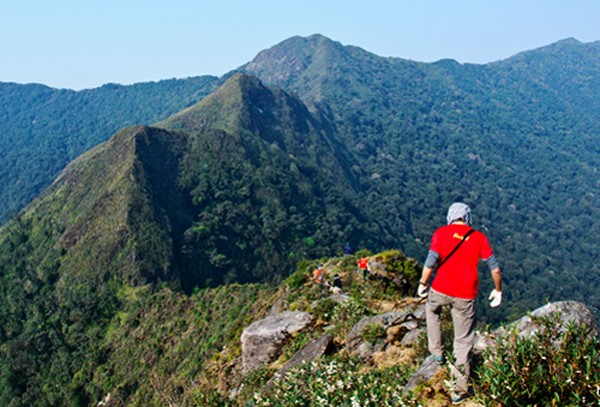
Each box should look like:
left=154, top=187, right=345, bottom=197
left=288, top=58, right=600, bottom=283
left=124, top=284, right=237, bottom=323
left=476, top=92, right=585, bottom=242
left=489, top=289, right=502, bottom=308
left=417, top=283, right=428, bottom=298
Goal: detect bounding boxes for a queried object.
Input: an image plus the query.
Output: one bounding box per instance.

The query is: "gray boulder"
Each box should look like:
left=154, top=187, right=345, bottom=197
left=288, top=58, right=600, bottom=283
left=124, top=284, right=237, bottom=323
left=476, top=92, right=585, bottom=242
left=241, top=311, right=313, bottom=374
left=346, top=307, right=425, bottom=360
left=404, top=355, right=442, bottom=393
left=508, top=300, right=598, bottom=338
left=267, top=334, right=333, bottom=386
left=475, top=300, right=598, bottom=353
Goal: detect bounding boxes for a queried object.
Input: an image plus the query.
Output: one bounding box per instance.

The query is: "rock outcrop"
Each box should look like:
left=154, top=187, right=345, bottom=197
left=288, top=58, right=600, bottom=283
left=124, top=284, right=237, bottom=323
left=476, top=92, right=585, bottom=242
left=267, top=334, right=333, bottom=387
left=475, top=300, right=598, bottom=353
left=241, top=311, right=313, bottom=374
left=346, top=303, right=426, bottom=360
left=509, top=300, right=598, bottom=337
left=404, top=355, right=442, bottom=393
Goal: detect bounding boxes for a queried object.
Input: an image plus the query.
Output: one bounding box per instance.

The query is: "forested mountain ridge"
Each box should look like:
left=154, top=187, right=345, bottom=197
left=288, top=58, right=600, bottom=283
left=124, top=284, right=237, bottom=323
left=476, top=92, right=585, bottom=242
left=1, top=34, right=598, bottom=322
left=240, top=34, right=600, bottom=322
left=0, top=34, right=599, bottom=405
left=0, top=76, right=220, bottom=224
left=0, top=74, right=392, bottom=404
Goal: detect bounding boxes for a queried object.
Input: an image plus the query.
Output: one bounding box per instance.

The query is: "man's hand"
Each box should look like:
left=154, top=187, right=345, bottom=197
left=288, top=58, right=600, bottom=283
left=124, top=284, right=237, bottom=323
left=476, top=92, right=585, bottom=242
left=417, top=282, right=428, bottom=298
left=489, top=289, right=502, bottom=307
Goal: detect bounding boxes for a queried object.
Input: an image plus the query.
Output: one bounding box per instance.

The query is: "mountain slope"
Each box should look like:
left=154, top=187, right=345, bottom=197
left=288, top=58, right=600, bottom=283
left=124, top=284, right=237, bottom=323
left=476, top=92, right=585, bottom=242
left=240, top=34, right=600, bottom=321
left=0, top=74, right=390, bottom=405
left=0, top=124, right=174, bottom=405
left=157, top=73, right=385, bottom=287
left=0, top=76, right=220, bottom=224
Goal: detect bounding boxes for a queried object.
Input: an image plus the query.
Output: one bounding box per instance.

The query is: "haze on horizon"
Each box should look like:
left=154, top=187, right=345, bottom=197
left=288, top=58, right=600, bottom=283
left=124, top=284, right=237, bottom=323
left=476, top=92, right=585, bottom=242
left=1, top=0, right=600, bottom=90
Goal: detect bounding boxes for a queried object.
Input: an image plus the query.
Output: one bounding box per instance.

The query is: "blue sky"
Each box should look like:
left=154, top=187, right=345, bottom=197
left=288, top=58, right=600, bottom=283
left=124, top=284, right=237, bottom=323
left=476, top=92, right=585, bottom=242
left=1, top=0, right=600, bottom=90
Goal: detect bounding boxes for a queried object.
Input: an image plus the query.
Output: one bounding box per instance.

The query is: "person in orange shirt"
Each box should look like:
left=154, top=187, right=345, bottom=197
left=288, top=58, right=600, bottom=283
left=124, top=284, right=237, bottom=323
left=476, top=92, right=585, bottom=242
left=313, top=264, right=326, bottom=283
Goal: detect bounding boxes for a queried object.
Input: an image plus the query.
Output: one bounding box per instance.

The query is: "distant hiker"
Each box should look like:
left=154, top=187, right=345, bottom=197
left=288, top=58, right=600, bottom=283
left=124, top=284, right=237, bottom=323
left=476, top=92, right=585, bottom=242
left=343, top=242, right=353, bottom=256
left=358, top=257, right=369, bottom=280
left=333, top=274, right=342, bottom=289
left=329, top=274, right=343, bottom=294
left=313, top=264, right=326, bottom=284
left=417, top=202, right=502, bottom=405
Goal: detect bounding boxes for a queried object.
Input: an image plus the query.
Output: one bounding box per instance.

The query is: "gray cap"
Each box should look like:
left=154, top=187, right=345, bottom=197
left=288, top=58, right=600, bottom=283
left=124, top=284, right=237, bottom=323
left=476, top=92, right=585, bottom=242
left=447, top=202, right=472, bottom=225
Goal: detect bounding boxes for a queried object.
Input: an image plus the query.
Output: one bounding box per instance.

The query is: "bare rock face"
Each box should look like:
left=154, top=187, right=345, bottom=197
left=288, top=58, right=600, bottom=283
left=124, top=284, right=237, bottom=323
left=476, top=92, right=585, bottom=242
left=241, top=311, right=313, bottom=374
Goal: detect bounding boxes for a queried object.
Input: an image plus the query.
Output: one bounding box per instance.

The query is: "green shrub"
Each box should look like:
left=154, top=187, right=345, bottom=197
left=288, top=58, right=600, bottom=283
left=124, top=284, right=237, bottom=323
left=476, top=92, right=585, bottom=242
left=251, top=355, right=417, bottom=406
left=284, top=269, right=307, bottom=290
left=361, top=322, right=386, bottom=345
left=193, top=388, right=232, bottom=406
left=476, top=315, right=600, bottom=406
left=330, top=297, right=371, bottom=339
left=354, top=249, right=373, bottom=258
left=311, top=297, right=338, bottom=322
left=236, top=366, right=277, bottom=402
left=375, top=249, right=420, bottom=293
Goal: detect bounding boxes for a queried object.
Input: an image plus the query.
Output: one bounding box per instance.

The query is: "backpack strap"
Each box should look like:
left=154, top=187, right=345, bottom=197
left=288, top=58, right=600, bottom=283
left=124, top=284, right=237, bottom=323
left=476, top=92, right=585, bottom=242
left=436, top=228, right=476, bottom=271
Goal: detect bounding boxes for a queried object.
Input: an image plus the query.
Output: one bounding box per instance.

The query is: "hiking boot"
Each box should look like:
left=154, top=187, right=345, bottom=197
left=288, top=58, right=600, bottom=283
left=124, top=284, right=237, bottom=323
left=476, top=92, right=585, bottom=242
left=432, top=354, right=446, bottom=365
left=450, top=392, right=470, bottom=405
left=450, top=385, right=474, bottom=405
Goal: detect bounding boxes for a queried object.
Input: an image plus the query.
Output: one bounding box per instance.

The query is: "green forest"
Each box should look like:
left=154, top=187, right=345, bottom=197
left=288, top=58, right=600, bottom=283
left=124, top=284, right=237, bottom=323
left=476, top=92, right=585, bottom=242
left=0, top=76, right=220, bottom=223
left=241, top=35, right=600, bottom=323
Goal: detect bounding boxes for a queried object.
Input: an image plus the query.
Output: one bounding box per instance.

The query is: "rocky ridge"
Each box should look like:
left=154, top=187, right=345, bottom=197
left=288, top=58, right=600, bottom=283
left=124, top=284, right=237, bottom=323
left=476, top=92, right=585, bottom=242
left=230, top=253, right=598, bottom=406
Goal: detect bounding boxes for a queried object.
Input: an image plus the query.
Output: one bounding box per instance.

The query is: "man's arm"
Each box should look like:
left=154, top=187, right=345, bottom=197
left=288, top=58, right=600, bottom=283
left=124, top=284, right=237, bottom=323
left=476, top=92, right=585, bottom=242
left=488, top=266, right=502, bottom=307
left=491, top=267, right=502, bottom=292
left=417, top=250, right=439, bottom=297
left=421, top=250, right=440, bottom=284
left=419, top=266, right=433, bottom=286
left=417, top=265, right=433, bottom=298
left=420, top=265, right=434, bottom=286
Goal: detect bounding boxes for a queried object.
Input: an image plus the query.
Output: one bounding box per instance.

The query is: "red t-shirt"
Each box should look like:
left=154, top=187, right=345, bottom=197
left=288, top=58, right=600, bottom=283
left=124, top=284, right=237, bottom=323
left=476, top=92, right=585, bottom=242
left=358, top=258, right=368, bottom=269
left=430, top=224, right=493, bottom=300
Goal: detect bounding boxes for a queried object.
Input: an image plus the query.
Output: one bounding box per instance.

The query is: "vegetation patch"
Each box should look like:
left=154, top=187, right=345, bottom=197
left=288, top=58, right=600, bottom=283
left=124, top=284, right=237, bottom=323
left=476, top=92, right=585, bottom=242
left=475, top=315, right=600, bottom=406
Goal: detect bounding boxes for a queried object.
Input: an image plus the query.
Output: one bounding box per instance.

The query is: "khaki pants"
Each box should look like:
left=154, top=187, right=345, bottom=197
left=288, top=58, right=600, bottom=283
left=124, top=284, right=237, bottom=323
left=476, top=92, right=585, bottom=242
left=426, top=288, right=475, bottom=394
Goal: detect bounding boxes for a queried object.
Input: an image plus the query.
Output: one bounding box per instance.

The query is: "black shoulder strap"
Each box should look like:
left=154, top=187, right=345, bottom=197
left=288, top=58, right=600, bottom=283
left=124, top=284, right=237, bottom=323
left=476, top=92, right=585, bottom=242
left=436, top=229, right=476, bottom=271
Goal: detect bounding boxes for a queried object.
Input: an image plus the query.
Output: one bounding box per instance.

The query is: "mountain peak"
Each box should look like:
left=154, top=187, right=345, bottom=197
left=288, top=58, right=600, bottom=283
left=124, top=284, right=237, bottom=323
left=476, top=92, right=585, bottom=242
left=158, top=72, right=332, bottom=156
left=490, top=37, right=598, bottom=67
left=218, top=72, right=263, bottom=93
left=239, top=34, right=347, bottom=88
left=158, top=73, right=270, bottom=134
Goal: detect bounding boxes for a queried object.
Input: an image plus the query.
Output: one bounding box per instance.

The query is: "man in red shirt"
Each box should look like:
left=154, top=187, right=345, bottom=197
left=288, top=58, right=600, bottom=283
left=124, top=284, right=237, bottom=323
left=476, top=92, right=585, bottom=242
left=358, top=257, right=369, bottom=280
left=417, top=202, right=502, bottom=404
